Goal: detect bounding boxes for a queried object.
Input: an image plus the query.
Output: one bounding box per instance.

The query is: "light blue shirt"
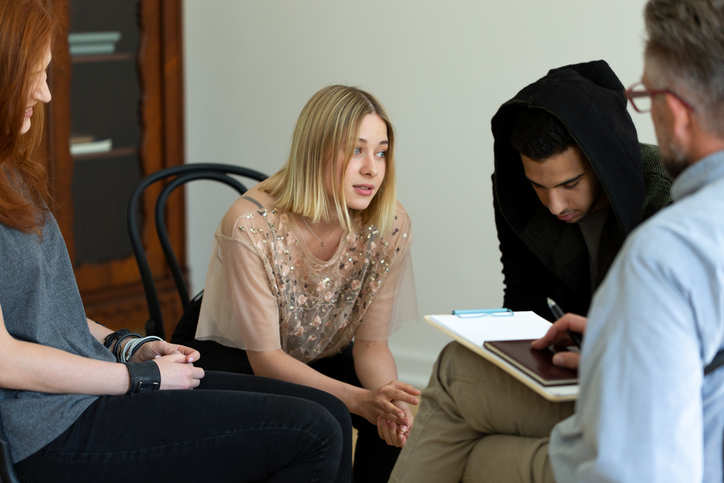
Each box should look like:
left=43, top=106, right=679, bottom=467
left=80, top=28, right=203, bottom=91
left=549, top=151, right=724, bottom=482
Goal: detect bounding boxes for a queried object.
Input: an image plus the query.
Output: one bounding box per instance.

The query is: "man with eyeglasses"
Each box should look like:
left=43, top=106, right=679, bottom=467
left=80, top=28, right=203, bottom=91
left=397, top=1, right=724, bottom=481
left=548, top=0, right=724, bottom=480
left=390, top=60, right=673, bottom=483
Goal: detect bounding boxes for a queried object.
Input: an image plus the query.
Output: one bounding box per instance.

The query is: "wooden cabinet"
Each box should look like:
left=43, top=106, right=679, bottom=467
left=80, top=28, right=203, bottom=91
left=44, top=0, right=186, bottom=336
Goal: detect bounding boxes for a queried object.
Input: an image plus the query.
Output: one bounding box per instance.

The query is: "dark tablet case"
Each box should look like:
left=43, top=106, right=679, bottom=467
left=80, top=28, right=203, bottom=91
left=483, top=339, right=578, bottom=386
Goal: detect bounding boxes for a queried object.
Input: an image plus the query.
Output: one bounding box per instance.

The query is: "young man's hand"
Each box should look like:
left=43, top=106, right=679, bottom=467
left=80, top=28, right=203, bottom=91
left=531, top=313, right=587, bottom=369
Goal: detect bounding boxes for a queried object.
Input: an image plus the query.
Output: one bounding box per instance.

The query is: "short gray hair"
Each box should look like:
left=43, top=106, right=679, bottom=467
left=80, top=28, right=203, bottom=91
left=645, top=0, right=724, bottom=135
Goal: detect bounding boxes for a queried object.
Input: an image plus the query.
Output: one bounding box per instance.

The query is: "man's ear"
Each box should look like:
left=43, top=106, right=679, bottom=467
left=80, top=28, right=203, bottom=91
left=665, top=92, right=695, bottom=147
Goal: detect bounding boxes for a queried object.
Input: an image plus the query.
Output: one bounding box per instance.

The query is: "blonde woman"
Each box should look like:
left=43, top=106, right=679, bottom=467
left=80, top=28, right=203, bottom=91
left=184, top=85, right=421, bottom=482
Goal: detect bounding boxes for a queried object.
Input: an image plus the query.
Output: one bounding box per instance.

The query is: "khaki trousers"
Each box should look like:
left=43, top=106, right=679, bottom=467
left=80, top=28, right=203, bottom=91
left=389, top=342, right=575, bottom=483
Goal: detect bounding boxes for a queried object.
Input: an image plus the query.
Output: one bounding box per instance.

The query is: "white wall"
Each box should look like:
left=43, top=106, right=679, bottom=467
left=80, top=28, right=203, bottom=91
left=184, top=0, right=654, bottom=388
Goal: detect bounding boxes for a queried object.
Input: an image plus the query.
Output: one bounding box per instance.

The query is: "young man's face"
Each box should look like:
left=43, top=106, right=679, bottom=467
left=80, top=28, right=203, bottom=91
left=521, top=146, right=608, bottom=224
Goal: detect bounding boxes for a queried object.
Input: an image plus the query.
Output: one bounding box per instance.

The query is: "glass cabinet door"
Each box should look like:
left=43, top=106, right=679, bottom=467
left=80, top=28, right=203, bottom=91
left=68, top=0, right=142, bottom=264
left=45, top=0, right=186, bottom=333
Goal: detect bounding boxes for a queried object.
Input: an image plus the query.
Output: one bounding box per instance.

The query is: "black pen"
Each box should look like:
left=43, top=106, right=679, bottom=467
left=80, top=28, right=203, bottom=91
left=546, top=297, right=583, bottom=348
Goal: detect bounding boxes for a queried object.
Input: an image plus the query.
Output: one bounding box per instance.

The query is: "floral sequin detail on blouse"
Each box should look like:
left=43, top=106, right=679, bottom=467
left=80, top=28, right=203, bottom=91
left=195, top=195, right=416, bottom=364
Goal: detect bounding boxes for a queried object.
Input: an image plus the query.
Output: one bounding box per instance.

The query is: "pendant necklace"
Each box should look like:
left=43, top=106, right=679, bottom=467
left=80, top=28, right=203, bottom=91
left=301, top=216, right=339, bottom=247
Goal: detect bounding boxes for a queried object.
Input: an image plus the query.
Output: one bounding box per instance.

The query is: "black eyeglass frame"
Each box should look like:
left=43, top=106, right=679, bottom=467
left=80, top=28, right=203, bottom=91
left=624, top=81, right=695, bottom=113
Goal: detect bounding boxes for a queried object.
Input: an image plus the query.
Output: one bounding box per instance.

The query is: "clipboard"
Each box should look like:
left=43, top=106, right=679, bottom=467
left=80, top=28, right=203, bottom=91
left=425, top=312, right=579, bottom=402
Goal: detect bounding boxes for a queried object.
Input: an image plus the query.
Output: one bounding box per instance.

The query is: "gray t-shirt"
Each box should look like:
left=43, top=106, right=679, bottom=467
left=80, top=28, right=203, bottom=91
left=0, top=214, right=115, bottom=462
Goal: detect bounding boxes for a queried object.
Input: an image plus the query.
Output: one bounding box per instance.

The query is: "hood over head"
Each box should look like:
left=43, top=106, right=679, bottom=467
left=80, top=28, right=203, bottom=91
left=491, top=60, right=644, bottom=238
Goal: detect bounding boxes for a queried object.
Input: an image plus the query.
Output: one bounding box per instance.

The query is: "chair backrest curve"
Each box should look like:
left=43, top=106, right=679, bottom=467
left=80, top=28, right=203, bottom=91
left=127, top=163, right=267, bottom=339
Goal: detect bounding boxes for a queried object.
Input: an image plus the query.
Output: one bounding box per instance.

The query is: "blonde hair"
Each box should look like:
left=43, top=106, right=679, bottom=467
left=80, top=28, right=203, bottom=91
left=259, top=85, right=398, bottom=236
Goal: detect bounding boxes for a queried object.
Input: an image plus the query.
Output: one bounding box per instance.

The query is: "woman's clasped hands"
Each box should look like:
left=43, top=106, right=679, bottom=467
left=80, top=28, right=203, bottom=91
left=130, top=340, right=205, bottom=390
left=359, top=380, right=420, bottom=448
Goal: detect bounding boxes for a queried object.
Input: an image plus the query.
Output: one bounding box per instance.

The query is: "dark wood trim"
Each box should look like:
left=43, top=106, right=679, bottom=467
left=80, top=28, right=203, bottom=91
left=47, top=0, right=75, bottom=261
left=161, top=0, right=186, bottom=275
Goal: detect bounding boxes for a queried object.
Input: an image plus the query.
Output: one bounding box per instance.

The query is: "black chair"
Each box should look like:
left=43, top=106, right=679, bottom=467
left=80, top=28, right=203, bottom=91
left=127, top=163, right=268, bottom=340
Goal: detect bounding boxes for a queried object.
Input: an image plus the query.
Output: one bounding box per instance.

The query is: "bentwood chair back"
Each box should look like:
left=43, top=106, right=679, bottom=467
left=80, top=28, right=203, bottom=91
left=127, top=163, right=267, bottom=339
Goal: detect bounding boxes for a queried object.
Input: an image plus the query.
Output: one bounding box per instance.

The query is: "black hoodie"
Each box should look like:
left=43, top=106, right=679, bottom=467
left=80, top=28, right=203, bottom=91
left=491, top=60, right=672, bottom=320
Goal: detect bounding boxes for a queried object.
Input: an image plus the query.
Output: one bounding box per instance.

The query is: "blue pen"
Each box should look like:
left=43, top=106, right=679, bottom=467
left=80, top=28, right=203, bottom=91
left=546, top=297, right=583, bottom=348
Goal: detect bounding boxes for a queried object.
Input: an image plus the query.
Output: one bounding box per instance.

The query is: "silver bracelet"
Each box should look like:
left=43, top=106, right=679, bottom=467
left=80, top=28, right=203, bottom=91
left=121, top=336, right=163, bottom=363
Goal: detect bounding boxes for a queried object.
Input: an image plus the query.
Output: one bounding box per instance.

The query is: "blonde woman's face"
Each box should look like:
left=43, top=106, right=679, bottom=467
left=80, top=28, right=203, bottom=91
left=21, top=46, right=52, bottom=135
left=335, top=113, right=388, bottom=211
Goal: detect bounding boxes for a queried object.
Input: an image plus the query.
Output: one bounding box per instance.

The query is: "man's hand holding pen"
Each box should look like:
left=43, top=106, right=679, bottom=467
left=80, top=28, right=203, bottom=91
left=531, top=313, right=588, bottom=370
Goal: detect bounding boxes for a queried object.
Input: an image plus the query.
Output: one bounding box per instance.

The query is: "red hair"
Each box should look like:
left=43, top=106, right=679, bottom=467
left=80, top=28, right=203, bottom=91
left=0, top=0, right=56, bottom=235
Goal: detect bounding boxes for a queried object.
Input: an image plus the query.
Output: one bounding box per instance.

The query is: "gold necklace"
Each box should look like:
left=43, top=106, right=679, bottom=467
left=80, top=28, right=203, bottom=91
left=301, top=216, right=339, bottom=247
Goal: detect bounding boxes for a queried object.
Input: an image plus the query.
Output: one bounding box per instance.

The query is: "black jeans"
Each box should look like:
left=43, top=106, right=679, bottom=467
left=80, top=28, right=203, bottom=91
left=184, top=340, right=402, bottom=483
left=15, top=372, right=352, bottom=483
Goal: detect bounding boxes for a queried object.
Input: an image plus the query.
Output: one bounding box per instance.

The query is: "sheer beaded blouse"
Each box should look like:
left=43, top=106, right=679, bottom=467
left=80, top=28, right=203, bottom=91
left=196, top=189, right=419, bottom=363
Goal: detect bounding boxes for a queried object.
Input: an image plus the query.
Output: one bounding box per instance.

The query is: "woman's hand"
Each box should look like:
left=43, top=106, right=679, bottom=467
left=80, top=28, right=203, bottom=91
left=356, top=380, right=420, bottom=426
left=530, top=313, right=588, bottom=370
left=130, top=340, right=200, bottom=364
left=152, top=353, right=205, bottom=390
left=377, top=400, right=414, bottom=447
left=131, top=341, right=204, bottom=391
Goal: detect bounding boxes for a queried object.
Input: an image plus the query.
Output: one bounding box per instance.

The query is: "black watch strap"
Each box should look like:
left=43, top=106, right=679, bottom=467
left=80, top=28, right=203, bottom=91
left=124, top=360, right=161, bottom=394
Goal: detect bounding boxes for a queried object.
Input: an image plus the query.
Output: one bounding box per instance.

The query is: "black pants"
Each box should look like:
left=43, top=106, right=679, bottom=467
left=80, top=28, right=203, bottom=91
left=174, top=307, right=401, bottom=483
left=16, top=372, right=352, bottom=483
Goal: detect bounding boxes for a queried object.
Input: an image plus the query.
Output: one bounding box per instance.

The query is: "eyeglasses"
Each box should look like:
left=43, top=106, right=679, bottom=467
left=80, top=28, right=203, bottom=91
left=624, top=82, right=695, bottom=113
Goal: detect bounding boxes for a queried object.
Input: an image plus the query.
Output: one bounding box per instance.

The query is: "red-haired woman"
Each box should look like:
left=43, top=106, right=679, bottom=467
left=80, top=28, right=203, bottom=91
left=0, top=1, right=352, bottom=481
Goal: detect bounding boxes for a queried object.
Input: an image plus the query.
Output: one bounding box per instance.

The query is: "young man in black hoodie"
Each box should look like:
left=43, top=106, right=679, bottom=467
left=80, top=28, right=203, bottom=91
left=494, top=60, right=671, bottom=321
left=389, top=60, right=672, bottom=483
